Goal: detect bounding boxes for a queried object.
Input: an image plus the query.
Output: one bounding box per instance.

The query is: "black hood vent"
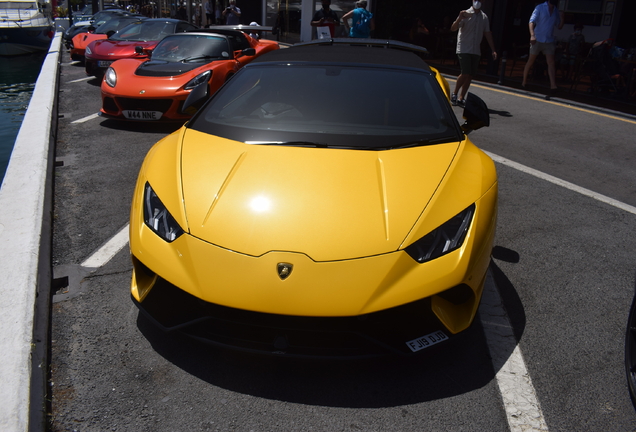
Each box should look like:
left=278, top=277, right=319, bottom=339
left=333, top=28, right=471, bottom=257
left=135, top=61, right=203, bottom=77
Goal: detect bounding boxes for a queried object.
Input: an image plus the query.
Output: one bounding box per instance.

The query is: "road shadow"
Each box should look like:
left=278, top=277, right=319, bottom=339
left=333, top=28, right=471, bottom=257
left=85, top=76, right=103, bottom=87
left=136, top=253, right=526, bottom=408
left=138, top=313, right=495, bottom=408
left=489, top=109, right=513, bottom=117
left=490, top=246, right=526, bottom=342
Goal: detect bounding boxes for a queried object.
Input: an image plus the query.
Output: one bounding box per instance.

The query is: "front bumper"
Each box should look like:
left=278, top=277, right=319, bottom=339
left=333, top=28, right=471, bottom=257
left=85, top=58, right=109, bottom=77
left=101, top=94, right=190, bottom=122
left=133, top=272, right=465, bottom=359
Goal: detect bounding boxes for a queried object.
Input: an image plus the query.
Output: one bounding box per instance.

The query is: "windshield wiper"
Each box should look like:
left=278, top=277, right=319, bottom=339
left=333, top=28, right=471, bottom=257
left=180, top=55, right=222, bottom=63
left=245, top=141, right=329, bottom=148
left=244, top=140, right=457, bottom=150
left=386, top=137, right=458, bottom=149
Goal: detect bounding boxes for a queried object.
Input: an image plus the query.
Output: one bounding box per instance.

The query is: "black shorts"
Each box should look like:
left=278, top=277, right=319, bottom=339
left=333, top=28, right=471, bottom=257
left=457, top=53, right=480, bottom=75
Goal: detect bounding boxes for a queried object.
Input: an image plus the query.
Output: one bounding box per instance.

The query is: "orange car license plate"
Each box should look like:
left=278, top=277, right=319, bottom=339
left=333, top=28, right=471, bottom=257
left=123, top=110, right=162, bottom=120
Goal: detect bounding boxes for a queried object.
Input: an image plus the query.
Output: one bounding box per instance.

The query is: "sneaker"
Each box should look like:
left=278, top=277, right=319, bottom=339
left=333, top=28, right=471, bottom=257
left=451, top=93, right=458, bottom=106
left=458, top=98, right=466, bottom=108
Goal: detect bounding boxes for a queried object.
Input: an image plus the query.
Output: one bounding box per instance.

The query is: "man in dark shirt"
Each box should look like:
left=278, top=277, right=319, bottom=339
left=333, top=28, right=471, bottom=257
left=311, top=0, right=339, bottom=38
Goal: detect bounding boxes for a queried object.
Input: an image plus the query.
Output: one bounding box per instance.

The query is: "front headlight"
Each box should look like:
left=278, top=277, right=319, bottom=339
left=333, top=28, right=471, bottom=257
left=404, top=204, right=475, bottom=263
left=184, top=70, right=211, bottom=90
left=85, top=45, right=92, bottom=55
left=105, top=67, right=117, bottom=87
left=143, top=183, right=184, bottom=242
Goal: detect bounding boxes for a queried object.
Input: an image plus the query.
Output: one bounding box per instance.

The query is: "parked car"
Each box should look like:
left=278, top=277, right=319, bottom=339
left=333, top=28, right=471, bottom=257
left=84, top=18, right=198, bottom=78
left=100, top=28, right=279, bottom=122
left=63, top=8, right=135, bottom=49
left=70, top=15, right=147, bottom=62
left=129, top=39, right=497, bottom=358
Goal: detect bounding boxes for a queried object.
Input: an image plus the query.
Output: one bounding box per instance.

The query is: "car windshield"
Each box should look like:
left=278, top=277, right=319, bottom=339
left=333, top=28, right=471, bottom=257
left=188, top=63, right=462, bottom=150
left=111, top=20, right=176, bottom=42
left=95, top=17, right=142, bottom=35
left=151, top=35, right=231, bottom=62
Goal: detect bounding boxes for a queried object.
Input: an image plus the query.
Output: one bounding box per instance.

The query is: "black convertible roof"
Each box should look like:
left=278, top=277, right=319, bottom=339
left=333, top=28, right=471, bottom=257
left=251, top=39, right=431, bottom=72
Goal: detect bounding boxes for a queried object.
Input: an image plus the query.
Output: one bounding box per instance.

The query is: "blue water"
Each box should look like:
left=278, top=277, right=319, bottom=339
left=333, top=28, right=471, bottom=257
left=0, top=52, right=46, bottom=182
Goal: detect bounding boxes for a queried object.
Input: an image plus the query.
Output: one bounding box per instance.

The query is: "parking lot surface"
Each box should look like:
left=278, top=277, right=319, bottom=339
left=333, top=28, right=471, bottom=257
left=50, top=57, right=636, bottom=431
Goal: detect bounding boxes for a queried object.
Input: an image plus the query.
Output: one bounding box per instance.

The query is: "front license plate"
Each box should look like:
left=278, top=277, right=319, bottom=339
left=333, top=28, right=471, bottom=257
left=97, top=61, right=113, bottom=67
left=406, top=331, right=448, bottom=353
left=122, top=110, right=162, bottom=121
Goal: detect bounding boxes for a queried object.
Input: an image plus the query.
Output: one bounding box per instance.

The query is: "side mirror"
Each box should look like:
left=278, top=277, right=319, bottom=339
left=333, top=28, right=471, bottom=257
left=106, top=30, right=116, bottom=38
left=235, top=48, right=256, bottom=58
left=135, top=46, right=152, bottom=56
left=461, top=92, right=490, bottom=134
left=181, top=82, right=209, bottom=116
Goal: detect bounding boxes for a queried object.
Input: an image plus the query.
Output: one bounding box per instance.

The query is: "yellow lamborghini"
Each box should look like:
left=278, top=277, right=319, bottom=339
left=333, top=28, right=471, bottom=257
left=129, top=39, right=498, bottom=358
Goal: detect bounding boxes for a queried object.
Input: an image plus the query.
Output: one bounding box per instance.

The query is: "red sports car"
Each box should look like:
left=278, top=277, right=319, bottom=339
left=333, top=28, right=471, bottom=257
left=85, top=18, right=198, bottom=77
left=100, top=28, right=279, bottom=122
left=70, top=15, right=147, bottom=63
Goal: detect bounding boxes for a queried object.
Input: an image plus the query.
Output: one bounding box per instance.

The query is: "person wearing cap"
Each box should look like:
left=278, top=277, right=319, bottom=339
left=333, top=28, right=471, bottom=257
left=450, top=0, right=497, bottom=107
left=522, top=0, right=564, bottom=97
left=249, top=21, right=261, bottom=39
left=342, top=0, right=374, bottom=39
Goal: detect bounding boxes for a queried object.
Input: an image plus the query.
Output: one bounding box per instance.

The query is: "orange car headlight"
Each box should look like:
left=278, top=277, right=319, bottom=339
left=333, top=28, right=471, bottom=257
left=184, top=70, right=211, bottom=90
left=105, top=66, right=117, bottom=87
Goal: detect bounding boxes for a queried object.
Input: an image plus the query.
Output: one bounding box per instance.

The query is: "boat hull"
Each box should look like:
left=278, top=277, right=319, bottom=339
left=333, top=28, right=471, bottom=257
left=0, top=26, right=52, bottom=55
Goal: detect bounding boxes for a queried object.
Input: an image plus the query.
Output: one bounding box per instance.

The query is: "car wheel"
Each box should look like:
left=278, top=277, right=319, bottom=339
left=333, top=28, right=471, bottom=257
left=625, top=291, right=636, bottom=409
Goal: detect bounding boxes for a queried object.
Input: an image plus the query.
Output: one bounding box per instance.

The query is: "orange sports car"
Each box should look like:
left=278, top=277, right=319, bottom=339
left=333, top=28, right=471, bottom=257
left=85, top=18, right=198, bottom=78
left=100, top=28, right=279, bottom=122
left=70, top=15, right=147, bottom=63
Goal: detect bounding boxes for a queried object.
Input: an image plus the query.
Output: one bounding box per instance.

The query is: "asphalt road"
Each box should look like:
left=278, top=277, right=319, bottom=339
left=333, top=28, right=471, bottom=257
left=49, top=57, right=636, bottom=431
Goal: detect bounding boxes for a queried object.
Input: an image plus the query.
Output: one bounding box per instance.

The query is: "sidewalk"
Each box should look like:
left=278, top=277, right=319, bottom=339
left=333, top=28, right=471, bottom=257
left=427, top=54, right=636, bottom=117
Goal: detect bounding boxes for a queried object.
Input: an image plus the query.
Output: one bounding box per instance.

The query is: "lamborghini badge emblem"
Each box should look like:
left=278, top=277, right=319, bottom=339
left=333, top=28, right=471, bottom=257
left=277, top=263, right=293, bottom=280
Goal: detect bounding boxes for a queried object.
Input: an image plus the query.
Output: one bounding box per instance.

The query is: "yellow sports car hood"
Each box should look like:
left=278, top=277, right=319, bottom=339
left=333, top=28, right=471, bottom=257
left=179, top=129, right=461, bottom=261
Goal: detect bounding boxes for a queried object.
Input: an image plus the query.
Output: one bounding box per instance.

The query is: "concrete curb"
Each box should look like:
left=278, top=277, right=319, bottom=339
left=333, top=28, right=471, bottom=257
left=0, top=33, right=61, bottom=431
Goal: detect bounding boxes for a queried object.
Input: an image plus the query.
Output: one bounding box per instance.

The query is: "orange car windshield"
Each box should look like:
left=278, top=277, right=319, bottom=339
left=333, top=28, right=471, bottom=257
left=95, top=17, right=144, bottom=35
left=151, top=35, right=231, bottom=63
left=112, top=21, right=176, bottom=42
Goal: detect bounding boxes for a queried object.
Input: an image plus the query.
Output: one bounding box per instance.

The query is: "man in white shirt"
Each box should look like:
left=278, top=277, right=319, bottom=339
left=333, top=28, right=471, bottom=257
left=450, top=0, right=497, bottom=107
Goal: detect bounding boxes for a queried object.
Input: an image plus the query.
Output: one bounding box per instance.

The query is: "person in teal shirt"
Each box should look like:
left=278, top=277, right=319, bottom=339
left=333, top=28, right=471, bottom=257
left=342, top=0, right=374, bottom=39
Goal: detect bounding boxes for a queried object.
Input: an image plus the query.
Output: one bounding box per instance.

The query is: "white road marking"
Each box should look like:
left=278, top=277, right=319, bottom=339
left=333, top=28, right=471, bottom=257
left=480, top=272, right=549, bottom=431
left=68, top=76, right=92, bottom=83
left=71, top=113, right=99, bottom=124
left=486, top=151, right=636, bottom=216
left=81, top=224, right=129, bottom=268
